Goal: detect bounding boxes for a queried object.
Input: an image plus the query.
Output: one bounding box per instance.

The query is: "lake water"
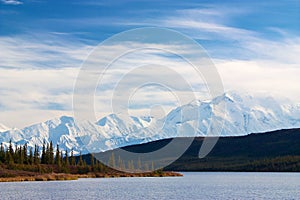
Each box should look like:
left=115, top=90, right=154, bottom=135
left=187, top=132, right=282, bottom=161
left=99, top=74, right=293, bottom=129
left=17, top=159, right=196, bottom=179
left=0, top=172, right=299, bottom=200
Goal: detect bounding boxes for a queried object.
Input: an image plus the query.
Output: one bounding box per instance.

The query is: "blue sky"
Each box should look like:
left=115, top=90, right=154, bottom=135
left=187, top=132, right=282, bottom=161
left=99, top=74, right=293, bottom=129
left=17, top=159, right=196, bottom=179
left=0, top=0, right=299, bottom=127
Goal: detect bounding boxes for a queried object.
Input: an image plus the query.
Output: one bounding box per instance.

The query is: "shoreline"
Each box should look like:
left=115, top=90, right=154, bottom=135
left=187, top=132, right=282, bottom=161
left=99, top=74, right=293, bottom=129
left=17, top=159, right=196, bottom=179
left=0, top=171, right=182, bottom=182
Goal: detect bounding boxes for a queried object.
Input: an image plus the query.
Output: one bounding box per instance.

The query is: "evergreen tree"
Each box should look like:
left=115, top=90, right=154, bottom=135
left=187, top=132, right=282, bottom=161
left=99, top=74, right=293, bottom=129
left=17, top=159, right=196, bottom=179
left=78, top=152, right=83, bottom=166
left=65, top=149, right=69, bottom=166
left=49, top=141, right=54, bottom=164
left=90, top=153, right=95, bottom=170
left=7, top=151, right=14, bottom=166
left=70, top=149, right=75, bottom=166
left=55, top=144, right=61, bottom=167
left=5, top=142, right=14, bottom=166
left=0, top=143, right=4, bottom=163
left=14, top=145, right=19, bottom=164
left=60, top=151, right=63, bottom=166
left=8, top=140, right=14, bottom=156
left=41, top=140, right=46, bottom=164
left=19, top=145, right=24, bottom=164
left=29, top=147, right=33, bottom=165
left=34, top=145, right=40, bottom=165
left=45, top=143, right=50, bottom=164
left=23, top=143, right=28, bottom=164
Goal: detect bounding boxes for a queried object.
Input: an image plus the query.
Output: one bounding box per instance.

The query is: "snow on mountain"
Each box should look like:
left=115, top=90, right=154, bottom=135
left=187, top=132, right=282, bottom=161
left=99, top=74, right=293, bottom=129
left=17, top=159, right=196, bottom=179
left=0, top=123, right=10, bottom=132
left=0, top=92, right=299, bottom=154
left=96, top=113, right=152, bottom=138
left=162, top=92, right=300, bottom=138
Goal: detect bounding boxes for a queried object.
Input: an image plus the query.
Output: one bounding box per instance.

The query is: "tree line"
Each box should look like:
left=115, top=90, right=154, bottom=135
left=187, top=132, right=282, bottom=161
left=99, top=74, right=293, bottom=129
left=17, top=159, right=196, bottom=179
left=0, top=140, right=107, bottom=174
left=0, top=140, right=157, bottom=174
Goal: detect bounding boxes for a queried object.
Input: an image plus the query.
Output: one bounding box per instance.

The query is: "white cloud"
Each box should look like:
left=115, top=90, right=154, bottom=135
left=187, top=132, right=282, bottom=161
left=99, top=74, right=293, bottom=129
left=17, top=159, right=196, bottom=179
left=0, top=68, right=78, bottom=106
left=215, top=59, right=300, bottom=101
left=163, top=18, right=256, bottom=41
left=243, top=37, right=300, bottom=65
left=0, top=110, right=72, bottom=129
left=0, top=35, right=92, bottom=70
left=1, top=0, right=22, bottom=5
left=0, top=67, right=79, bottom=127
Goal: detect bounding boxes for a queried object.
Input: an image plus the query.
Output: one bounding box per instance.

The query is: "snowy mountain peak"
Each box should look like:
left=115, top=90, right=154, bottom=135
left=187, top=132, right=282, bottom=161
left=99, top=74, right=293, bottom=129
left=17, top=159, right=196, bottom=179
left=211, top=91, right=244, bottom=105
left=0, top=123, right=10, bottom=132
left=0, top=92, right=299, bottom=154
left=188, top=99, right=202, bottom=106
left=45, top=116, right=74, bottom=127
left=97, top=113, right=122, bottom=126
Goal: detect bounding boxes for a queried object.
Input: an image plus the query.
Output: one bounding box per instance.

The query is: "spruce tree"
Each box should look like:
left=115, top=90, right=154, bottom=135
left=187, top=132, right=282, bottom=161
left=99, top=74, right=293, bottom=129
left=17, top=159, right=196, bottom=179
left=60, top=151, right=63, bottom=166
left=70, top=149, right=75, bottom=166
left=5, top=143, right=14, bottom=166
left=90, top=153, right=95, bottom=170
left=29, top=147, right=33, bottom=165
left=0, top=143, right=4, bottom=163
left=23, top=143, right=28, bottom=164
left=55, top=144, right=61, bottom=167
left=45, top=143, right=50, bottom=164
left=65, top=149, right=69, bottom=166
left=7, top=151, right=14, bottom=166
left=49, top=141, right=54, bottom=164
left=41, top=140, right=46, bottom=164
left=14, top=143, right=18, bottom=163
left=14, top=145, right=19, bottom=164
left=8, top=140, right=14, bottom=156
left=34, top=145, right=40, bottom=165
left=19, top=145, right=24, bottom=164
left=78, top=152, right=83, bottom=166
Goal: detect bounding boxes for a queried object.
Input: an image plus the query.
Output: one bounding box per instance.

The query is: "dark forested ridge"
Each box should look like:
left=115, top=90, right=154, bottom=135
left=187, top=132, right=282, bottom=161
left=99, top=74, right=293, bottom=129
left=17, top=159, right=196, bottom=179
left=116, top=128, right=300, bottom=172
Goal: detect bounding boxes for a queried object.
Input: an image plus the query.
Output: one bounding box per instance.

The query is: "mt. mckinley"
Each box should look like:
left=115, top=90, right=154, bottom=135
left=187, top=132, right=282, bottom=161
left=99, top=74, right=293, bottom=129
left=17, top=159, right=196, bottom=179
left=0, top=92, right=299, bottom=154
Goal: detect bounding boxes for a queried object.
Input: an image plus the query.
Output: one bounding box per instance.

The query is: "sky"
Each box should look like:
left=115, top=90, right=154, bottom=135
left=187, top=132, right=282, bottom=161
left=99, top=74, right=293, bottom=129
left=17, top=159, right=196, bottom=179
left=0, top=0, right=299, bottom=128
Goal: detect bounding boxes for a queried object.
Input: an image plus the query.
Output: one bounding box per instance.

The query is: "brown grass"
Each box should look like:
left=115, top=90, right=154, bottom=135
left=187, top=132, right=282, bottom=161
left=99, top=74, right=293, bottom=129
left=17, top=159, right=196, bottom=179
left=0, top=166, right=182, bottom=182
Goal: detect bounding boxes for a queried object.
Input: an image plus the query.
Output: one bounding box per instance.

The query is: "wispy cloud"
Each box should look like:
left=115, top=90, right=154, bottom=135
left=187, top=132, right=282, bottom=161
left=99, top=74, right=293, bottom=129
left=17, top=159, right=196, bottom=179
left=0, top=34, right=92, bottom=69
left=215, top=59, right=300, bottom=101
left=0, top=67, right=78, bottom=127
left=1, top=0, right=23, bottom=5
left=0, top=34, right=93, bottom=127
left=163, top=18, right=255, bottom=41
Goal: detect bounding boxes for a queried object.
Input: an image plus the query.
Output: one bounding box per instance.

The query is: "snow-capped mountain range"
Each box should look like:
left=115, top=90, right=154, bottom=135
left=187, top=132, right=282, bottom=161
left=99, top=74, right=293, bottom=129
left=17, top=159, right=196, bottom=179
left=0, top=92, right=299, bottom=154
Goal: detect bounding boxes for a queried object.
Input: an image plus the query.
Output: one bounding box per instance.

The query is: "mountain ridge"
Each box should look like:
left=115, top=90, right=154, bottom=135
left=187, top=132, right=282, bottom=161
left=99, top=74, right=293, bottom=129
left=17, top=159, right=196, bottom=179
left=106, top=128, right=300, bottom=172
left=1, top=91, right=299, bottom=154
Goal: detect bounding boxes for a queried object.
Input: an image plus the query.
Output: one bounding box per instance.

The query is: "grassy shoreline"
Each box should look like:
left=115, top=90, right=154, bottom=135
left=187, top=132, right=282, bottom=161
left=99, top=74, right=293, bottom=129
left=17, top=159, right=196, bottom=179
left=0, top=170, right=182, bottom=182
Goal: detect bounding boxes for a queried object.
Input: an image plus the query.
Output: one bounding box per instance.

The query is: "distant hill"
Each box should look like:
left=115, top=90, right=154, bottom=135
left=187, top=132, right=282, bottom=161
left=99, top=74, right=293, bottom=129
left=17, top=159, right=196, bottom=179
left=96, top=128, right=300, bottom=172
